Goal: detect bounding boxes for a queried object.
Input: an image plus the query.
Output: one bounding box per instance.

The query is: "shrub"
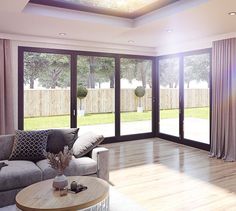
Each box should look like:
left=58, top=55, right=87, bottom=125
left=134, top=86, right=145, bottom=98
left=77, top=86, right=88, bottom=99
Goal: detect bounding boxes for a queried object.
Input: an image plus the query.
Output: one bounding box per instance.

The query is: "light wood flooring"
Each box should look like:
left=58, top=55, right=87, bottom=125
left=103, top=138, right=236, bottom=211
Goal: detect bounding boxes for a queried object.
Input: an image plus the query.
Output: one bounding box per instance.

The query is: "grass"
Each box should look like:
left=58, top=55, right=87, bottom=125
left=24, top=107, right=209, bottom=130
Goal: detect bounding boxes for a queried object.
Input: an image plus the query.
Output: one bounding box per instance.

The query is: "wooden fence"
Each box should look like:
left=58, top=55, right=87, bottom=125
left=24, top=88, right=209, bottom=117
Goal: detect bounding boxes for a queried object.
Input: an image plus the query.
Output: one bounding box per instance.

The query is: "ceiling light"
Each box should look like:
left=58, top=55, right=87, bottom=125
left=59, top=33, right=66, bottom=36
left=166, top=28, right=173, bottom=33
left=128, top=40, right=135, bottom=44
left=228, top=12, right=236, bottom=16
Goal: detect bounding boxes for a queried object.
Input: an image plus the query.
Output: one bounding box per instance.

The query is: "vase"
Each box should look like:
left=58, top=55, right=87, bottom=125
left=53, top=171, right=68, bottom=190
left=137, top=106, right=143, bottom=113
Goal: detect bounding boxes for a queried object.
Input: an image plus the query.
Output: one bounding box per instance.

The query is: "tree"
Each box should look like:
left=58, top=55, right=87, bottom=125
left=38, top=54, right=70, bottom=89
left=121, top=59, right=152, bottom=88
left=184, top=54, right=210, bottom=88
left=24, top=52, right=47, bottom=89
left=77, top=56, right=90, bottom=87
left=96, top=57, right=115, bottom=88
left=24, top=53, right=70, bottom=89
left=159, top=58, right=179, bottom=88
left=77, top=56, right=115, bottom=89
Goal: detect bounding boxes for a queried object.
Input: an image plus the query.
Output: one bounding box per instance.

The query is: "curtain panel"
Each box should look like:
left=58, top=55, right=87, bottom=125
left=0, top=39, right=14, bottom=135
left=210, top=38, right=236, bottom=161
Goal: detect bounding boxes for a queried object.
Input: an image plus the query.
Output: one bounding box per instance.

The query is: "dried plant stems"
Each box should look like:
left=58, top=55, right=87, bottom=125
left=44, top=146, right=73, bottom=173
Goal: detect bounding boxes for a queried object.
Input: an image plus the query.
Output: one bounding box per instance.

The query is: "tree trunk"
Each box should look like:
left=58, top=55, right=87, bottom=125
left=29, top=77, right=34, bottom=89
left=187, top=81, right=190, bottom=88
left=109, top=74, right=115, bottom=88
left=51, top=68, right=62, bottom=89
left=88, top=57, right=96, bottom=88
left=51, top=82, right=56, bottom=89
left=140, top=62, right=146, bottom=88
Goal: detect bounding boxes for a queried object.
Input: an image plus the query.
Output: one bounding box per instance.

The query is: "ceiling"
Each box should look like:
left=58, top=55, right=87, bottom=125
left=29, top=0, right=179, bottom=18
left=0, top=0, right=236, bottom=49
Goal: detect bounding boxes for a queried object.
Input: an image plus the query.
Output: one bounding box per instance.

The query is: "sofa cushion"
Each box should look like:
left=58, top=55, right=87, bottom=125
left=0, top=160, right=42, bottom=192
left=47, top=128, right=79, bottom=154
left=36, top=156, right=97, bottom=180
left=73, top=132, right=104, bottom=158
left=9, top=130, right=50, bottom=162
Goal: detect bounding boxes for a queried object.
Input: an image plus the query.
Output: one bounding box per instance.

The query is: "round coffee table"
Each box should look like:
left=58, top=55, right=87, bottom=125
left=16, top=176, right=109, bottom=211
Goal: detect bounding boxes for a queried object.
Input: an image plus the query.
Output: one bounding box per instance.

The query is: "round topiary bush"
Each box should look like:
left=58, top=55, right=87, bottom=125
left=134, top=86, right=145, bottom=98
left=77, top=86, right=88, bottom=99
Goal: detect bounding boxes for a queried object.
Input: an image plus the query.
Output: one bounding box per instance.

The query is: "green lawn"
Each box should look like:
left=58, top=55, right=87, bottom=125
left=24, top=107, right=209, bottom=130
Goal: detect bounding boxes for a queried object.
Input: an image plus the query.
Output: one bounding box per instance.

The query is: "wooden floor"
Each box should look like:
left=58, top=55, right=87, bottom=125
left=103, top=138, right=236, bottom=211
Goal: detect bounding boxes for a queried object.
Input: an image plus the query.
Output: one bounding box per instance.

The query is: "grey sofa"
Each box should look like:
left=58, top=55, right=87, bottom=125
left=0, top=134, right=109, bottom=208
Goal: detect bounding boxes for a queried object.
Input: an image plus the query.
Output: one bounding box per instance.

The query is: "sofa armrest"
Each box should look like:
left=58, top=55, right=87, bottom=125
left=91, top=147, right=109, bottom=182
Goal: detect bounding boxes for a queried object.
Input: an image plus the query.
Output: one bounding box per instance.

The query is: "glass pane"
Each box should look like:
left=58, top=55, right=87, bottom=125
left=184, top=53, right=210, bottom=144
left=120, top=58, right=152, bottom=135
left=159, top=57, right=179, bottom=137
left=24, top=52, right=71, bottom=130
left=77, top=56, right=115, bottom=137
left=59, top=0, right=157, bottom=13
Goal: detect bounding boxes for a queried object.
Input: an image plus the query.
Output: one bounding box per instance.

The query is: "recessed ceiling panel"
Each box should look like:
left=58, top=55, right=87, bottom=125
left=29, top=0, right=180, bottom=18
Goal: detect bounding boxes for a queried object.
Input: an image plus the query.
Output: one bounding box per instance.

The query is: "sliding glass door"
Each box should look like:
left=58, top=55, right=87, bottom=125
left=20, top=46, right=210, bottom=148
left=158, top=49, right=211, bottom=149
left=183, top=53, right=210, bottom=144
left=77, top=55, right=115, bottom=137
left=19, top=47, right=155, bottom=141
left=23, top=51, right=71, bottom=130
left=158, top=57, right=180, bottom=137
left=120, top=58, right=153, bottom=136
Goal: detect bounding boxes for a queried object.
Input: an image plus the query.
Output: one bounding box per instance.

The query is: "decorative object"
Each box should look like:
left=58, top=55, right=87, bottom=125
left=44, top=146, right=73, bottom=189
left=77, top=85, right=88, bottom=116
left=70, top=181, right=78, bottom=192
left=134, top=86, right=145, bottom=113
left=73, top=132, right=104, bottom=158
left=59, top=188, right=68, bottom=196
left=69, top=181, right=87, bottom=193
left=9, top=130, right=50, bottom=162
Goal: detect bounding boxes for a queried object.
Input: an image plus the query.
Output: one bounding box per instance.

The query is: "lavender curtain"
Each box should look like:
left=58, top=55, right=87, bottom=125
left=210, top=38, right=236, bottom=161
left=0, top=39, right=14, bottom=135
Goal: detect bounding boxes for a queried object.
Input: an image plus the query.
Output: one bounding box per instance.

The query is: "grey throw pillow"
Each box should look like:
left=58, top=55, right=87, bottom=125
left=73, top=132, right=104, bottom=158
left=9, top=130, right=50, bottom=162
left=46, top=128, right=79, bottom=154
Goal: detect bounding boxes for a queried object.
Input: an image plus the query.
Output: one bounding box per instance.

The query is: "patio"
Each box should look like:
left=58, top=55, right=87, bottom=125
left=78, top=117, right=209, bottom=144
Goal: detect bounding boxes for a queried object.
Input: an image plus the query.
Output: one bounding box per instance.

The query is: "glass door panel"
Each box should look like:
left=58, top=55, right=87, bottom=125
left=183, top=53, right=210, bottom=144
left=77, top=56, right=115, bottom=137
left=159, top=57, right=180, bottom=137
left=120, top=58, right=152, bottom=135
left=23, top=52, right=71, bottom=130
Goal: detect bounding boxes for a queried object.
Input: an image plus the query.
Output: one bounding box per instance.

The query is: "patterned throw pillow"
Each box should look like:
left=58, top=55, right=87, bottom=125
left=9, top=130, right=50, bottom=162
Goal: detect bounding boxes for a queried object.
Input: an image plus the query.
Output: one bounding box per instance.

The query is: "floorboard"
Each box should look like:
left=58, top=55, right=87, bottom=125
left=103, top=138, right=236, bottom=211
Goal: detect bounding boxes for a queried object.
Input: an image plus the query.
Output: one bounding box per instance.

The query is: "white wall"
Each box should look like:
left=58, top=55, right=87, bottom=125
left=4, top=33, right=156, bottom=129
left=156, top=32, right=236, bottom=56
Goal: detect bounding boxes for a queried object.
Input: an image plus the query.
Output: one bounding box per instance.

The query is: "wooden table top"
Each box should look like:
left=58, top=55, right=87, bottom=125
left=16, top=176, right=109, bottom=211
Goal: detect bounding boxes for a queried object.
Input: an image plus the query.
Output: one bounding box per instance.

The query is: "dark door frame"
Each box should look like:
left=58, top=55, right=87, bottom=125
left=156, top=48, right=212, bottom=151
left=18, top=46, right=211, bottom=150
